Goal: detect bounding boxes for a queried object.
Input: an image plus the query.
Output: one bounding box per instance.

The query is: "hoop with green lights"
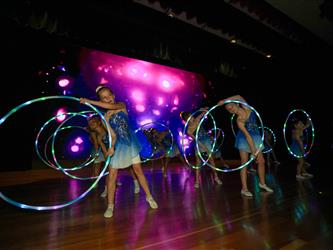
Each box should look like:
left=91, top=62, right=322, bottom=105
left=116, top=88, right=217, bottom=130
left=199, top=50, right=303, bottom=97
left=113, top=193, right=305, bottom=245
left=283, top=109, right=314, bottom=158
left=197, top=100, right=264, bottom=172
left=181, top=109, right=218, bottom=170
left=0, top=96, right=112, bottom=210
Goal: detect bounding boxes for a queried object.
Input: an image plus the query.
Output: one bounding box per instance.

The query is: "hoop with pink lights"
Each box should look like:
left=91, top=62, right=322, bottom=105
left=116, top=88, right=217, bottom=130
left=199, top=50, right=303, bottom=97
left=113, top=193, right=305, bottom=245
left=283, top=109, right=314, bottom=158
left=197, top=100, right=264, bottom=172
left=0, top=96, right=112, bottom=210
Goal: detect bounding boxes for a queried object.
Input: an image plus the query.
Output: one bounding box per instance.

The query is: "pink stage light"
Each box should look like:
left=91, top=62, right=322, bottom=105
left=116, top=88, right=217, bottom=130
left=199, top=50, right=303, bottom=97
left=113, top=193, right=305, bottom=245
left=173, top=96, right=179, bottom=105
left=152, top=109, right=161, bottom=116
left=71, top=145, right=79, bottom=153
left=100, top=77, right=108, bottom=84
left=75, top=137, right=83, bottom=144
left=157, top=97, right=164, bottom=106
left=139, top=119, right=153, bottom=125
left=131, top=90, right=145, bottom=102
left=135, top=104, right=145, bottom=112
left=58, top=78, right=70, bottom=88
left=56, top=108, right=66, bottom=122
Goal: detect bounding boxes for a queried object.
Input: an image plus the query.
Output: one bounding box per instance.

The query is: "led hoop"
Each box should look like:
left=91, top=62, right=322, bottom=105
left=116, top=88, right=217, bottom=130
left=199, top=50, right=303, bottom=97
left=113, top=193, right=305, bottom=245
left=50, top=111, right=111, bottom=180
left=35, top=111, right=109, bottom=180
left=262, top=126, right=276, bottom=154
left=135, top=122, right=174, bottom=163
left=35, top=111, right=94, bottom=171
left=181, top=109, right=217, bottom=170
left=283, top=109, right=314, bottom=158
left=197, top=100, right=265, bottom=172
left=0, top=96, right=112, bottom=210
left=44, top=125, right=97, bottom=171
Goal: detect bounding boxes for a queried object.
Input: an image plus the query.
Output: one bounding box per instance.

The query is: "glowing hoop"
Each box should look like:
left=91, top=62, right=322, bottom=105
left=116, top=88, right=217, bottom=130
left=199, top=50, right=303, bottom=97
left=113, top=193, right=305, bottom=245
left=283, top=109, right=314, bottom=158
left=197, top=100, right=264, bottom=172
left=0, top=96, right=112, bottom=210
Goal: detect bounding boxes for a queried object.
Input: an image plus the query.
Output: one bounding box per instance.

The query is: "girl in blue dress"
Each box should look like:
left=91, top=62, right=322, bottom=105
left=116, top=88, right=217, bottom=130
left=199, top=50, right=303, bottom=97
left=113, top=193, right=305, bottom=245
left=80, top=86, right=158, bottom=218
left=180, top=109, right=223, bottom=189
left=87, top=116, right=140, bottom=196
left=291, top=118, right=313, bottom=180
left=150, top=128, right=186, bottom=177
left=218, top=95, right=273, bottom=197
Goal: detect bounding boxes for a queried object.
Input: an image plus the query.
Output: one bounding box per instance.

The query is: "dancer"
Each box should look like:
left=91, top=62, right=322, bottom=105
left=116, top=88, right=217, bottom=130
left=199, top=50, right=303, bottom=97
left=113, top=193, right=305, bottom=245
left=87, top=115, right=140, bottom=195
left=180, top=109, right=223, bottom=189
left=291, top=118, right=313, bottom=180
left=150, top=128, right=186, bottom=177
left=80, top=86, right=158, bottom=218
left=218, top=95, right=273, bottom=197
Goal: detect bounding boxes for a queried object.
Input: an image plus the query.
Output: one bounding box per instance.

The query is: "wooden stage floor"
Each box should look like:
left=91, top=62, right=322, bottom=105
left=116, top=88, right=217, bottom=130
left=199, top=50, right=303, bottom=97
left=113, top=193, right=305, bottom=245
left=1, top=160, right=333, bottom=250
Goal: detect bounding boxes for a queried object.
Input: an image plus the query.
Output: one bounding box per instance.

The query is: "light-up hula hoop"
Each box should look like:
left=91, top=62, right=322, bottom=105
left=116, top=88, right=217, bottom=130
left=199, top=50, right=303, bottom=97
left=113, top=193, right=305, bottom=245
left=0, top=96, right=112, bottom=210
left=283, top=109, right=314, bottom=158
left=181, top=109, right=217, bottom=170
left=44, top=125, right=101, bottom=177
left=262, top=126, right=276, bottom=154
left=35, top=111, right=94, bottom=171
left=36, top=111, right=109, bottom=180
left=49, top=110, right=111, bottom=180
left=197, top=100, right=264, bottom=172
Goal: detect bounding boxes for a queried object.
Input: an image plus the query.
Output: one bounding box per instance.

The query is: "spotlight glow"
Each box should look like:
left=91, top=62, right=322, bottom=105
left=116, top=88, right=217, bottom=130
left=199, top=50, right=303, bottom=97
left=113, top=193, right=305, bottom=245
left=58, top=79, right=70, bottom=88
left=71, top=145, right=80, bottom=153
left=135, top=104, right=145, bottom=112
left=75, top=137, right=83, bottom=144
left=56, top=108, right=67, bottom=122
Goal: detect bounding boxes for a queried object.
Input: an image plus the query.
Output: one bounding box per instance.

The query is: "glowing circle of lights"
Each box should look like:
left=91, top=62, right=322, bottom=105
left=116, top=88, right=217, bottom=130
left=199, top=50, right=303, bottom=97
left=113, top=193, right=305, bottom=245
left=283, top=109, right=314, bottom=158
left=49, top=112, right=111, bottom=180
left=50, top=112, right=111, bottom=180
left=44, top=125, right=102, bottom=178
left=197, top=100, right=265, bottom=172
left=0, top=96, right=112, bottom=210
left=135, top=122, right=174, bottom=163
left=35, top=111, right=109, bottom=180
left=262, top=126, right=276, bottom=154
left=35, top=111, right=94, bottom=171
left=181, top=109, right=218, bottom=170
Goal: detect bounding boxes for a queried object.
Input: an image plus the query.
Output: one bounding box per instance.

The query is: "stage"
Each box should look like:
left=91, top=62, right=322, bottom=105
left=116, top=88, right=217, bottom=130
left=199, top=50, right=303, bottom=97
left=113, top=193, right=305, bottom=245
left=1, top=159, right=332, bottom=250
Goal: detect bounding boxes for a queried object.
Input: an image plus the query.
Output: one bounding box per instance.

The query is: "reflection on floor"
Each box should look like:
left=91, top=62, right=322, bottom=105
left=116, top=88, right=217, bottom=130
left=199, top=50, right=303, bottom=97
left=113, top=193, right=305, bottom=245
left=1, top=159, right=332, bottom=249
